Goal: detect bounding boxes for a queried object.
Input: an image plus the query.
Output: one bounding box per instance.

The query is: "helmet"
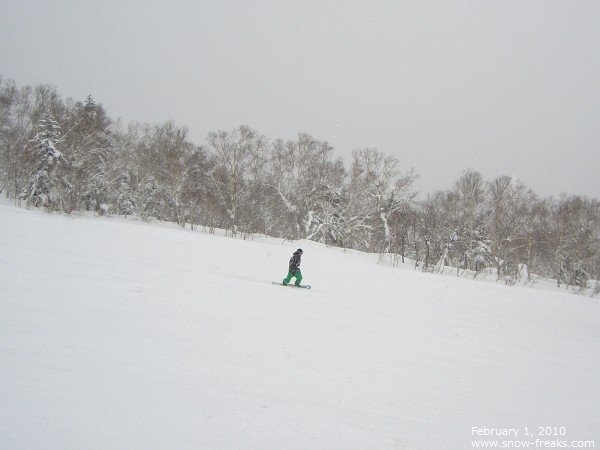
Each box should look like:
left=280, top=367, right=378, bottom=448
left=296, top=248, right=303, bottom=254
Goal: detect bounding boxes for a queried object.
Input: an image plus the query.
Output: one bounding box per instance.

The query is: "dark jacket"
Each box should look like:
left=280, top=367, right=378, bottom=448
left=289, top=252, right=302, bottom=273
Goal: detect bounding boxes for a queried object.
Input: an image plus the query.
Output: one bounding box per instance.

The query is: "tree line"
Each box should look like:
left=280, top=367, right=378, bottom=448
left=1, top=77, right=599, bottom=294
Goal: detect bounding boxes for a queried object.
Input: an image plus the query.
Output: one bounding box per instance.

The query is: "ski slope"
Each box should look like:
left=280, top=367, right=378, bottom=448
left=1, top=200, right=598, bottom=449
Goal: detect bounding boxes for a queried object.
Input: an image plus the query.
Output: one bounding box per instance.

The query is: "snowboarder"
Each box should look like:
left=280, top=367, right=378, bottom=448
left=283, top=249, right=303, bottom=286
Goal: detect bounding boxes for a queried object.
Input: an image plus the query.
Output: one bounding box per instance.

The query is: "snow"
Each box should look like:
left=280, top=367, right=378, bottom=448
left=1, top=199, right=598, bottom=449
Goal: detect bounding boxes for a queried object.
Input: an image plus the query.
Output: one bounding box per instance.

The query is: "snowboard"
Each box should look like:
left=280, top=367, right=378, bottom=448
left=272, top=282, right=311, bottom=289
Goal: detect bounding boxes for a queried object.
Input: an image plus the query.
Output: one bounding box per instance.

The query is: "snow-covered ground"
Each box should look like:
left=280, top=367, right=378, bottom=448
left=1, top=200, right=598, bottom=449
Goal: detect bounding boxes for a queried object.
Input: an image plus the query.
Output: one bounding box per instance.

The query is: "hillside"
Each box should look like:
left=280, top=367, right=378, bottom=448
left=1, top=201, right=598, bottom=449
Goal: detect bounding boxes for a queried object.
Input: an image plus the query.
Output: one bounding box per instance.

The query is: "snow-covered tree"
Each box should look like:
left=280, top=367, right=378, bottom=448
left=123, top=121, right=200, bottom=224
left=416, top=190, right=459, bottom=273
left=59, top=95, right=113, bottom=213
left=0, top=78, right=27, bottom=200
left=267, top=133, right=345, bottom=242
left=26, top=114, right=64, bottom=207
left=451, top=169, right=488, bottom=273
left=545, top=195, right=600, bottom=289
left=485, top=176, right=534, bottom=281
left=206, top=125, right=267, bottom=236
left=344, top=149, right=416, bottom=253
left=0, top=82, right=65, bottom=207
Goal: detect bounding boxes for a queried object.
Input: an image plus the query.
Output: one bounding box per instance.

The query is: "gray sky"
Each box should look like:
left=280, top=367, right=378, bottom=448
left=2, top=0, right=599, bottom=198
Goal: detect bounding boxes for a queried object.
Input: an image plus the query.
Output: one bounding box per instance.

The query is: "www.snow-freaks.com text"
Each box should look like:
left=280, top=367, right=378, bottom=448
left=470, top=427, right=596, bottom=448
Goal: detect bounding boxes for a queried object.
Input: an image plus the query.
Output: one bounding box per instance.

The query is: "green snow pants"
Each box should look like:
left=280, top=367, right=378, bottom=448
left=283, top=270, right=302, bottom=286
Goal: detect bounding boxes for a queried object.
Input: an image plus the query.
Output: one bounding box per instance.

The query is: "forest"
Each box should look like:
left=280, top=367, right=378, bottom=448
left=1, top=77, right=598, bottom=294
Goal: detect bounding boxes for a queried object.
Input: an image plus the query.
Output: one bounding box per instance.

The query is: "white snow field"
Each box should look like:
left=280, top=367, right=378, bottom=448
left=1, top=200, right=598, bottom=450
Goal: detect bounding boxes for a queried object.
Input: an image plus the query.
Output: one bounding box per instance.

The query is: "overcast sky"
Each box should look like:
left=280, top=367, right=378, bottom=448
left=2, top=0, right=599, bottom=198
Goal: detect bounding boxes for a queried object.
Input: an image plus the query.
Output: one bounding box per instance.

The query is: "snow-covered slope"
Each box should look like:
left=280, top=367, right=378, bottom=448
left=1, top=201, right=598, bottom=449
